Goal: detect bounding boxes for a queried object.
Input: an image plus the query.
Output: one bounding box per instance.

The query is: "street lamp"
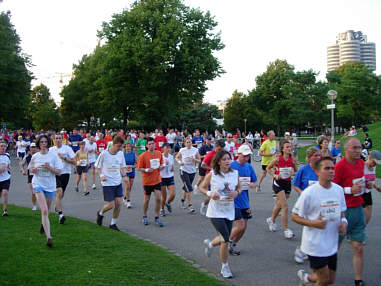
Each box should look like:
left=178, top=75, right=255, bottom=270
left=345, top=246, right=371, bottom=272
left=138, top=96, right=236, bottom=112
left=244, top=118, right=247, bottom=135
left=327, top=90, right=337, bottom=142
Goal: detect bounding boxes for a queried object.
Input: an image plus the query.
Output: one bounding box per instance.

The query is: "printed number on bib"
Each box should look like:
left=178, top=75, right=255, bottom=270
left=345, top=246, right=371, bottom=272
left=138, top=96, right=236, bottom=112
left=106, top=164, right=120, bottom=176
left=270, top=147, right=276, bottom=154
left=80, top=159, right=87, bottom=166
left=183, top=157, right=193, bottom=165
left=352, top=177, right=365, bottom=196
left=279, top=167, right=291, bottom=179
left=37, top=166, right=50, bottom=177
left=320, top=199, right=340, bottom=221
left=239, top=177, right=250, bottom=190
left=150, top=158, right=160, bottom=169
left=158, top=142, right=164, bottom=147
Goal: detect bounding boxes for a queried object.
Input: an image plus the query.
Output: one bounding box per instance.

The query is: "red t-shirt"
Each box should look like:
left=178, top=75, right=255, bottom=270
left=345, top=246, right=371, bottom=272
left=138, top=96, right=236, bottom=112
left=96, top=139, right=107, bottom=153
left=154, top=136, right=167, bottom=152
left=333, top=158, right=364, bottom=208
left=234, top=143, right=241, bottom=160
left=202, top=150, right=216, bottom=174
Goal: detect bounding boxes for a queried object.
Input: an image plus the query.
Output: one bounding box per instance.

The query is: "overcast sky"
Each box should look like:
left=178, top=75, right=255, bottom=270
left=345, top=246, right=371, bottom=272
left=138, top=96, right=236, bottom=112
left=1, top=0, right=380, bottom=104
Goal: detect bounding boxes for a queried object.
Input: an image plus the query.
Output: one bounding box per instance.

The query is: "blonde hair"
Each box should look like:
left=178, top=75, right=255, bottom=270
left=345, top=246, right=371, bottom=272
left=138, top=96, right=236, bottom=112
left=306, top=147, right=320, bottom=162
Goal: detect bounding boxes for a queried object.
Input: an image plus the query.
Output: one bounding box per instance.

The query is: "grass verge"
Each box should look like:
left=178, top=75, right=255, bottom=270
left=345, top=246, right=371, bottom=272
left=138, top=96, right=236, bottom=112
left=0, top=205, right=225, bottom=286
left=297, top=121, right=381, bottom=177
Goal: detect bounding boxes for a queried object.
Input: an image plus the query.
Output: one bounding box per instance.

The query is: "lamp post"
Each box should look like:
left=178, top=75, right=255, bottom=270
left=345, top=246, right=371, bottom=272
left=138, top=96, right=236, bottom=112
left=327, top=90, right=337, bottom=142
left=244, top=118, right=247, bottom=135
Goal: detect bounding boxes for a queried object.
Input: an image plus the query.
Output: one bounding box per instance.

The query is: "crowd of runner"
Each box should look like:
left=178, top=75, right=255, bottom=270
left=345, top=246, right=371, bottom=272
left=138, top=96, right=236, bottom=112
left=0, top=127, right=380, bottom=285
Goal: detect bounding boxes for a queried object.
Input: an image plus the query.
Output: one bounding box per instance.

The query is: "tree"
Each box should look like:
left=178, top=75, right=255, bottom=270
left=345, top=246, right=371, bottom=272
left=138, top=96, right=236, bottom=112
left=223, top=90, right=246, bottom=132
left=0, top=11, right=32, bottom=128
left=178, top=103, right=221, bottom=132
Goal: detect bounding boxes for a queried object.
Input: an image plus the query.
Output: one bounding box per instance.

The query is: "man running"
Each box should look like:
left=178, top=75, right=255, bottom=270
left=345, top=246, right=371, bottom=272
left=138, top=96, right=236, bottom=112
left=257, top=130, right=277, bottom=192
left=85, top=135, right=97, bottom=190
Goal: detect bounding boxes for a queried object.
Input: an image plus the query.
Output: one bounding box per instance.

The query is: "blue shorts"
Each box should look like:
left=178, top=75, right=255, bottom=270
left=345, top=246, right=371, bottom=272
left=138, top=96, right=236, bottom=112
left=33, top=186, right=56, bottom=198
left=161, top=176, right=175, bottom=187
left=234, top=208, right=253, bottom=220
left=76, top=166, right=88, bottom=175
left=103, top=184, right=123, bottom=202
left=88, top=162, right=95, bottom=169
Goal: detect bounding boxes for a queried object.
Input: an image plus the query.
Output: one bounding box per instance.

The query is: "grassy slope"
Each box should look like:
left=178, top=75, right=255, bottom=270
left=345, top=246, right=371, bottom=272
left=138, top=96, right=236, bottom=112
left=298, top=121, right=381, bottom=178
left=0, top=205, right=225, bottom=286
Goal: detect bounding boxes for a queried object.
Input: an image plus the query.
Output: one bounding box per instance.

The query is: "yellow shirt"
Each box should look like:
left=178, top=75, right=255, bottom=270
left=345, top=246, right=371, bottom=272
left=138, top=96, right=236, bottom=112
left=260, top=139, right=277, bottom=166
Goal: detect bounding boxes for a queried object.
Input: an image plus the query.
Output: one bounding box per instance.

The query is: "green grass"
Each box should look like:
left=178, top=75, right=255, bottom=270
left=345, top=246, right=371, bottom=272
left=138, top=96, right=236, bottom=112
left=297, top=121, right=381, bottom=178
left=0, top=205, right=225, bottom=286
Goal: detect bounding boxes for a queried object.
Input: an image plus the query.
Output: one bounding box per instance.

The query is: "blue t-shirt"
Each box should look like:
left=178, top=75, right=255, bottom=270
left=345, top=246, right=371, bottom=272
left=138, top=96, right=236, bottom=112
left=123, top=152, right=135, bottom=177
left=230, top=161, right=257, bottom=209
left=331, top=147, right=341, bottom=157
left=292, top=164, right=318, bottom=191
left=69, top=134, right=83, bottom=152
left=198, top=144, right=213, bottom=156
left=192, top=136, right=203, bottom=147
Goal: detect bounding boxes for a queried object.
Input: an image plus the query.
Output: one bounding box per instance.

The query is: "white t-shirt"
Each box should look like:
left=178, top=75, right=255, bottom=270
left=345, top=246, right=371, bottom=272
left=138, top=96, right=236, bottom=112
left=0, top=154, right=11, bottom=182
left=224, top=141, right=235, bottom=157
left=179, top=147, right=199, bottom=174
left=49, top=145, right=75, bottom=175
left=166, top=132, right=176, bottom=144
left=160, top=153, right=174, bottom=178
left=85, top=142, right=97, bottom=163
left=206, top=170, right=239, bottom=221
left=292, top=182, right=347, bottom=257
left=29, top=152, right=63, bottom=192
left=95, top=150, right=126, bottom=186
left=16, top=140, right=28, bottom=153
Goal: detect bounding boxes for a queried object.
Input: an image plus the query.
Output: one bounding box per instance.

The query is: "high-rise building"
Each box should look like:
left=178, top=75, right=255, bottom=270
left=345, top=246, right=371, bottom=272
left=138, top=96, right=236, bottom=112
left=327, top=30, right=376, bottom=72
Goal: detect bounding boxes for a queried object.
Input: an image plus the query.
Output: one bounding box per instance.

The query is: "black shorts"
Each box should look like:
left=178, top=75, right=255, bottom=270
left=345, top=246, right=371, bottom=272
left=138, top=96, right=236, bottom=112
left=28, top=174, right=33, bottom=184
left=17, top=152, right=25, bottom=158
left=161, top=177, right=175, bottom=187
left=308, top=253, right=337, bottom=271
left=76, top=166, right=88, bottom=175
left=199, top=166, right=207, bottom=177
left=262, top=165, right=268, bottom=171
left=234, top=208, right=253, bottom=220
left=0, top=179, right=10, bottom=191
left=143, top=183, right=162, bottom=195
left=362, top=192, right=373, bottom=207
left=273, top=179, right=291, bottom=194
left=56, top=174, right=70, bottom=192
left=103, top=184, right=123, bottom=202
left=210, top=218, right=233, bottom=243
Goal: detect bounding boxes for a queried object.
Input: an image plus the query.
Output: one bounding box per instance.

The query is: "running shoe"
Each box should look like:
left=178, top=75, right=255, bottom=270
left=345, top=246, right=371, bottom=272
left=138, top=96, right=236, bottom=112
left=294, top=247, right=306, bottom=264
left=155, top=218, right=164, bottom=227
left=256, top=186, right=261, bottom=193
left=92, top=184, right=96, bottom=190
left=96, top=211, right=103, bottom=226
left=266, top=217, right=277, bottom=232
left=220, top=264, right=233, bottom=279
left=165, top=202, right=172, bottom=213
left=142, top=216, right=149, bottom=226
left=179, top=200, right=186, bottom=209
left=229, top=243, right=241, bottom=256
left=188, top=205, right=195, bottom=213
left=46, top=238, right=53, bottom=248
left=32, top=205, right=37, bottom=211
left=203, top=239, right=213, bottom=257
left=193, top=185, right=199, bottom=194
left=160, top=209, right=166, bottom=217
left=59, top=215, right=66, bottom=225
left=84, top=190, right=90, bottom=196
left=127, top=201, right=132, bottom=208
left=284, top=228, right=295, bottom=239
left=123, top=198, right=128, bottom=207
left=200, top=202, right=207, bottom=216
left=297, top=269, right=310, bottom=285
left=74, top=186, right=79, bottom=192
left=2, top=210, right=8, bottom=216
left=109, top=224, right=120, bottom=231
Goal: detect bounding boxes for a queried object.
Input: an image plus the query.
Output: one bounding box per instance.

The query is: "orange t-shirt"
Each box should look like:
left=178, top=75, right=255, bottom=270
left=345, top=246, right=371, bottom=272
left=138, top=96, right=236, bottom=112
left=137, top=150, right=163, bottom=186
left=104, top=135, right=113, bottom=142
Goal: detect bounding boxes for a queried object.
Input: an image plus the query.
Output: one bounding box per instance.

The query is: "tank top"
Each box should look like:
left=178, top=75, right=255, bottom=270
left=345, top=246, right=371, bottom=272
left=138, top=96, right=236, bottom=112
left=77, top=152, right=87, bottom=166
left=275, top=155, right=294, bottom=181
left=364, top=164, right=376, bottom=193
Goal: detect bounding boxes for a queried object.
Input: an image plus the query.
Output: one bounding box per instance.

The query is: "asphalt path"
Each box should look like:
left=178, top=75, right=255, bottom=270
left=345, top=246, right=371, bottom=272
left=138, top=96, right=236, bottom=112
left=5, top=149, right=381, bottom=286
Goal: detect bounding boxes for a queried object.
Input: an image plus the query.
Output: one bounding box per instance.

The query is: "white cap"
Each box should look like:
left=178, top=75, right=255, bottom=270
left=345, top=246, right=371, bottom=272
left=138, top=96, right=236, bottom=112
left=238, top=144, right=252, bottom=155
left=284, top=132, right=290, bottom=136
left=370, top=150, right=381, bottom=165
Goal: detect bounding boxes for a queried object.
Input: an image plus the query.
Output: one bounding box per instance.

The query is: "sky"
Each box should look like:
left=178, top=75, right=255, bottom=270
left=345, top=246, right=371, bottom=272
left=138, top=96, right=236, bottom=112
left=1, top=0, right=380, bottom=104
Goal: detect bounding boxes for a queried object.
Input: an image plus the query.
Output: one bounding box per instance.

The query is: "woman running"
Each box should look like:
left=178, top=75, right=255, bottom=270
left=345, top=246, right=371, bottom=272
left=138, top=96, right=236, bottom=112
left=266, top=139, right=298, bottom=239
left=74, top=141, right=89, bottom=195
left=20, top=142, right=38, bottom=210
left=160, top=143, right=175, bottom=216
left=200, top=150, right=240, bottom=279
left=123, top=142, right=136, bottom=208
left=363, top=150, right=381, bottom=224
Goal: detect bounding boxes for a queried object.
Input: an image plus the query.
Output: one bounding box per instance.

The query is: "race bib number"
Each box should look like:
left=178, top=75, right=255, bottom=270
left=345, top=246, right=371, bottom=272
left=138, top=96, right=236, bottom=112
left=0, top=162, right=7, bottom=169
left=239, top=177, right=250, bottom=190
left=126, top=166, right=132, bottom=173
left=99, top=148, right=104, bottom=152
left=37, top=166, right=50, bottom=177
left=183, top=156, right=193, bottom=165
left=140, top=146, right=145, bottom=150
left=352, top=177, right=365, bottom=196
left=279, top=167, right=291, bottom=179
left=79, top=159, right=87, bottom=166
left=270, top=147, right=276, bottom=154
left=159, top=142, right=164, bottom=147
left=320, top=199, right=340, bottom=221
left=233, top=149, right=238, bottom=156
left=150, top=158, right=160, bottom=169
left=73, top=142, right=78, bottom=147
left=106, top=164, right=120, bottom=176
left=308, top=180, right=317, bottom=186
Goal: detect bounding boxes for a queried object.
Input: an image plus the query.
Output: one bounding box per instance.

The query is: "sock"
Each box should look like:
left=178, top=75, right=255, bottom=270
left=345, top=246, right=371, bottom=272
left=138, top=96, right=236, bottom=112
left=99, top=211, right=104, bottom=216
left=111, top=218, right=117, bottom=225
left=127, top=200, right=130, bottom=202
left=208, top=242, right=213, bottom=248
left=181, top=199, right=185, bottom=202
left=155, top=216, right=159, bottom=220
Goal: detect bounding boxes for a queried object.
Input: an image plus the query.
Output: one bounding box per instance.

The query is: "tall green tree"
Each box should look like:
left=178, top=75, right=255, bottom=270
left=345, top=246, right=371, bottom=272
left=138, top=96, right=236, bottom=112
left=0, top=11, right=32, bottom=128
left=223, top=90, right=246, bottom=132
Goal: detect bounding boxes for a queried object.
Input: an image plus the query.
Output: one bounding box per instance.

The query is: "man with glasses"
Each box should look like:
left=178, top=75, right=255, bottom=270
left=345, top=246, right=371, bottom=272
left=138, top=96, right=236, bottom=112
left=224, top=133, right=235, bottom=159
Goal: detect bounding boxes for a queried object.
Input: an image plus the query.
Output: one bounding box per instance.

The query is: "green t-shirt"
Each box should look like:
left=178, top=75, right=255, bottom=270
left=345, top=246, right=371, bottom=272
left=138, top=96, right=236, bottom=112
left=135, top=139, right=147, bottom=155
left=260, top=139, right=277, bottom=166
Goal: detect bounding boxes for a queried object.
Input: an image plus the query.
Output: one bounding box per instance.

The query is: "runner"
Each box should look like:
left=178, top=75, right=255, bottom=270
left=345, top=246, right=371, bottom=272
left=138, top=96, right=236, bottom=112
left=160, top=143, right=175, bottom=216
left=95, top=135, right=129, bottom=231
left=318, top=136, right=331, bottom=158
left=292, top=157, right=347, bottom=286
left=154, top=130, right=167, bottom=153
left=224, top=133, right=235, bottom=159
left=16, top=135, right=29, bottom=171
left=229, top=145, right=258, bottom=256
left=232, top=135, right=241, bottom=160
left=166, top=129, right=177, bottom=151
left=362, top=150, right=381, bottom=225
left=122, top=142, right=136, bottom=208
left=192, top=129, right=203, bottom=149
left=257, top=131, right=277, bottom=192
left=200, top=139, right=226, bottom=215
left=49, top=134, right=75, bottom=224
left=291, top=133, right=299, bottom=163
left=96, top=133, right=107, bottom=155
left=28, top=135, right=63, bottom=247
left=330, top=139, right=342, bottom=164
left=85, top=135, right=97, bottom=190
left=74, top=142, right=89, bottom=195
left=68, top=129, right=83, bottom=153
left=333, top=137, right=367, bottom=286
left=266, top=139, right=298, bottom=239
left=194, top=136, right=213, bottom=192
left=292, top=147, right=321, bottom=263
left=175, top=138, right=201, bottom=213
left=135, top=132, right=147, bottom=157
left=0, top=140, right=11, bottom=216
left=200, top=150, right=240, bottom=279
left=20, top=142, right=38, bottom=210
left=137, top=137, right=165, bottom=227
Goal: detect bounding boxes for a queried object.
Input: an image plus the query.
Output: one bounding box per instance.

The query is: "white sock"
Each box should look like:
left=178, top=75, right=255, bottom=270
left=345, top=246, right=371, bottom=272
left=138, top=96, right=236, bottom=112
left=99, top=211, right=103, bottom=216
left=304, top=273, right=310, bottom=283
left=111, top=218, right=117, bottom=225
left=208, top=242, right=213, bottom=248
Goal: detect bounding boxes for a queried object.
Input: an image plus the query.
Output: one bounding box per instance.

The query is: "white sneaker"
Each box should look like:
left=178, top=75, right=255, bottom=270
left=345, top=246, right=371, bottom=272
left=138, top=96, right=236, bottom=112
left=127, top=201, right=132, bottom=208
left=284, top=228, right=295, bottom=239
left=92, top=184, right=96, bottom=190
left=294, top=247, right=305, bottom=264
left=193, top=185, right=198, bottom=194
left=200, top=202, right=207, bottom=216
left=220, top=264, right=233, bottom=279
left=266, top=217, right=277, bottom=232
left=32, top=205, right=37, bottom=211
left=188, top=205, right=195, bottom=213
left=203, top=239, right=213, bottom=257
left=123, top=199, right=128, bottom=207
left=297, top=269, right=310, bottom=285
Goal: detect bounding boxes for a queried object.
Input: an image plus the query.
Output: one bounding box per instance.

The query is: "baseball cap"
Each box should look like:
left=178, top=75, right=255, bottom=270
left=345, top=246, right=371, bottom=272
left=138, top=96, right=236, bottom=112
left=284, top=132, right=290, bottom=136
left=205, top=136, right=212, bottom=140
left=30, top=142, right=36, bottom=147
left=238, top=144, right=252, bottom=156
left=215, top=139, right=225, bottom=148
left=369, top=150, right=381, bottom=165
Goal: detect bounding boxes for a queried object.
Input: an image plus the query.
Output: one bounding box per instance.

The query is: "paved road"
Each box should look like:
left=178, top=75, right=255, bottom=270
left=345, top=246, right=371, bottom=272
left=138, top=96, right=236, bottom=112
left=6, top=153, right=381, bottom=286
